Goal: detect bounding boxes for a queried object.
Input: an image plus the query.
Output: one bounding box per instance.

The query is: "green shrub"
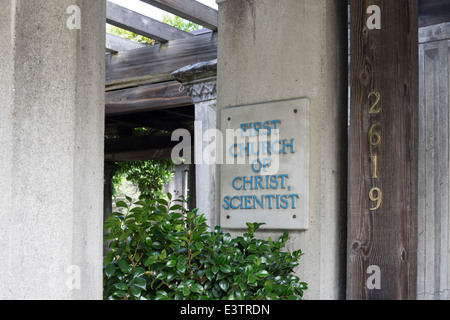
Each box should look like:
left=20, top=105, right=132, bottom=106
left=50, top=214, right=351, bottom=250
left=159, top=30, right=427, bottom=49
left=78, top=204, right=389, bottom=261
left=103, top=194, right=308, bottom=300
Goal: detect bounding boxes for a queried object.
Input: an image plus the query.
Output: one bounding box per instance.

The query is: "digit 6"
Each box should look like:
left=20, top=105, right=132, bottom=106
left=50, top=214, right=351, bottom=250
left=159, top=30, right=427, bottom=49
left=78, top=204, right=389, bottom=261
left=368, top=123, right=381, bottom=146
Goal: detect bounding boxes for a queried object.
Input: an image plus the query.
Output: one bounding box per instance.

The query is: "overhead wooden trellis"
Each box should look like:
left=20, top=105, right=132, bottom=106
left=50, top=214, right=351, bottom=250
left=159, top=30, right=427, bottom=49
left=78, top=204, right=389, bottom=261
left=104, top=0, right=218, bottom=162
left=104, top=0, right=450, bottom=162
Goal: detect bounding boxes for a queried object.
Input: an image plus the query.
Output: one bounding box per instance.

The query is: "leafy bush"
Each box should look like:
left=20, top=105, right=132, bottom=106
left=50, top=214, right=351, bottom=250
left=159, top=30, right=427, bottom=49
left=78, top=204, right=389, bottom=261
left=113, top=160, right=175, bottom=200
left=103, top=195, right=307, bottom=300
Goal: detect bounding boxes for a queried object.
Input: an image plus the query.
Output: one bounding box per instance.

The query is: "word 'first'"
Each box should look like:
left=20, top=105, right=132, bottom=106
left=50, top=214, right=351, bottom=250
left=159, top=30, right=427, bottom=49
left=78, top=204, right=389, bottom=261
left=239, top=120, right=281, bottom=137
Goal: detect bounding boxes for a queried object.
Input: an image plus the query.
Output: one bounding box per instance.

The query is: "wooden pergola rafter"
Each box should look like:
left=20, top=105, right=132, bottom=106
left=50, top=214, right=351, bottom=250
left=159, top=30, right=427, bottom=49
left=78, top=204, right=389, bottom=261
left=104, top=0, right=218, bottom=162
left=105, top=0, right=218, bottom=53
left=140, top=0, right=218, bottom=31
left=104, top=0, right=450, bottom=162
left=106, top=2, right=194, bottom=43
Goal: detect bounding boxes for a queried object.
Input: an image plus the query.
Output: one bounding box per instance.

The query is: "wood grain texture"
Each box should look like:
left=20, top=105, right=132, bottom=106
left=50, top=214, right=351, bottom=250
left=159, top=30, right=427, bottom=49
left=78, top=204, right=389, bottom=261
left=106, top=33, right=147, bottom=53
left=140, top=0, right=218, bottom=30
left=348, top=0, right=418, bottom=300
left=105, top=32, right=217, bottom=91
left=105, top=81, right=192, bottom=116
left=104, top=148, right=174, bottom=162
left=106, top=2, right=193, bottom=42
left=105, top=133, right=191, bottom=161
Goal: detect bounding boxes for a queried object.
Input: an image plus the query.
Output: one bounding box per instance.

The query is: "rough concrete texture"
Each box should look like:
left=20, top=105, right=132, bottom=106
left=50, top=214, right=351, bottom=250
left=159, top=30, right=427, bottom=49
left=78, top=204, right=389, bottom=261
left=195, top=100, right=218, bottom=229
left=172, top=61, right=218, bottom=230
left=216, top=0, right=348, bottom=299
left=0, top=0, right=106, bottom=300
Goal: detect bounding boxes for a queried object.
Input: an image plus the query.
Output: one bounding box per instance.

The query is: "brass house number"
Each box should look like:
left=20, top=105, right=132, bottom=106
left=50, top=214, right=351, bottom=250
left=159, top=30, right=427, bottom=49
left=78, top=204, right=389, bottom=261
left=368, top=90, right=382, bottom=211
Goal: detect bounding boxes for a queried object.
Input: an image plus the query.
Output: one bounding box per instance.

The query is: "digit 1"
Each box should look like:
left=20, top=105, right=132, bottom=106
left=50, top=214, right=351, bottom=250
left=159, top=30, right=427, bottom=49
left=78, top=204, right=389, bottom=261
left=371, top=155, right=378, bottom=179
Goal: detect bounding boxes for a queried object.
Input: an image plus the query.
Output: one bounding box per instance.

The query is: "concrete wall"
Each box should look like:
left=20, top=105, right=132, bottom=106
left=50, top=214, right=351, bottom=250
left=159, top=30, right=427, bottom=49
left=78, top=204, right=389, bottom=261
left=0, top=0, right=106, bottom=299
left=164, top=164, right=191, bottom=206
left=418, top=22, right=450, bottom=300
left=216, top=0, right=348, bottom=299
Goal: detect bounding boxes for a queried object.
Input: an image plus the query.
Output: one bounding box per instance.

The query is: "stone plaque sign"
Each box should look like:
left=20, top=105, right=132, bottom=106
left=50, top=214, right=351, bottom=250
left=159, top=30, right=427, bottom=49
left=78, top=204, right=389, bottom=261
left=220, top=98, right=309, bottom=230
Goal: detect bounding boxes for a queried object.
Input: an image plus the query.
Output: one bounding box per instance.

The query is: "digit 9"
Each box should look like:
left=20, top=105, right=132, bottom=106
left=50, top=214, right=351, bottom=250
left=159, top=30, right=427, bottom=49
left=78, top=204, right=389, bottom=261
left=369, top=187, right=382, bottom=211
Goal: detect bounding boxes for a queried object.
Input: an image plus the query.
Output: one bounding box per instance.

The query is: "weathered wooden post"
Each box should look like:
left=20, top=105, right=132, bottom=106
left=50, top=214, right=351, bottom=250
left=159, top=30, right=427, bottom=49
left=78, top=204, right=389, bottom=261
left=348, top=0, right=419, bottom=299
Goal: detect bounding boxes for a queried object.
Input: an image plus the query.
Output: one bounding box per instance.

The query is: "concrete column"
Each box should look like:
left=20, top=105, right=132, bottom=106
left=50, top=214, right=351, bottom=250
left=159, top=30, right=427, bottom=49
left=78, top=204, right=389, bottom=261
left=104, top=163, right=119, bottom=257
left=216, top=0, right=347, bottom=299
left=417, top=22, right=450, bottom=300
left=172, top=60, right=218, bottom=229
left=0, top=0, right=106, bottom=300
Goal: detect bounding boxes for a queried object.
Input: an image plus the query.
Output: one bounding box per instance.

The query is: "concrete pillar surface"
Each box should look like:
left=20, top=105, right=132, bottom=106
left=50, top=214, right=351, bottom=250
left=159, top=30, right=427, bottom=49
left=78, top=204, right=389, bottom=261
left=172, top=60, right=218, bottom=229
left=0, top=0, right=106, bottom=300
left=216, top=0, right=348, bottom=299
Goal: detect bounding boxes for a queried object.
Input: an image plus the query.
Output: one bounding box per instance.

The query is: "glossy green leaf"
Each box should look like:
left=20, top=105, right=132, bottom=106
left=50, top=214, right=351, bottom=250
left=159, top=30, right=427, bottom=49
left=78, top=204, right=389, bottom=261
left=220, top=265, right=231, bottom=274
left=116, top=201, right=128, bottom=209
left=134, top=277, right=147, bottom=290
left=133, top=267, right=145, bottom=278
left=130, top=285, right=142, bottom=298
left=256, top=270, right=270, bottom=278
left=155, top=291, right=168, bottom=300
left=157, top=199, right=169, bottom=206
left=105, top=263, right=115, bottom=278
left=166, top=260, right=177, bottom=268
left=212, top=266, right=220, bottom=274
left=117, top=260, right=131, bottom=274
left=157, top=205, right=167, bottom=214
left=169, top=205, right=184, bottom=212
left=219, top=280, right=229, bottom=292
left=160, top=249, right=167, bottom=260
left=235, top=290, right=244, bottom=300
left=248, top=274, right=257, bottom=284
left=182, top=286, right=191, bottom=297
left=177, top=261, right=186, bottom=273
left=114, top=290, right=127, bottom=298
left=166, top=272, right=176, bottom=282
left=114, top=283, right=128, bottom=291
left=156, top=271, right=167, bottom=280
left=206, top=268, right=214, bottom=281
left=191, top=283, right=203, bottom=293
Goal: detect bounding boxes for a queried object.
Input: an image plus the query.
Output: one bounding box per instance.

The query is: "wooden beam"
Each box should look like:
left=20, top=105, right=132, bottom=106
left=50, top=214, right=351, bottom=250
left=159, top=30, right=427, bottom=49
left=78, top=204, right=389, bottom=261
left=105, top=81, right=192, bottom=116
left=106, top=31, right=217, bottom=91
left=348, top=0, right=418, bottom=300
left=418, top=0, right=450, bottom=27
left=107, top=113, right=192, bottom=132
left=106, top=33, right=147, bottom=53
left=106, top=133, right=177, bottom=153
left=106, top=2, right=193, bottom=42
left=105, top=148, right=175, bottom=162
left=140, top=0, right=218, bottom=30
left=105, top=133, right=193, bottom=162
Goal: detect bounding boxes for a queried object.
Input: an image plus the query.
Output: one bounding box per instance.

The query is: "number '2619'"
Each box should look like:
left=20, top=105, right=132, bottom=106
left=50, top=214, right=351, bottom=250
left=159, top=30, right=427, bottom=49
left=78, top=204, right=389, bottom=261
left=368, top=90, right=382, bottom=211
